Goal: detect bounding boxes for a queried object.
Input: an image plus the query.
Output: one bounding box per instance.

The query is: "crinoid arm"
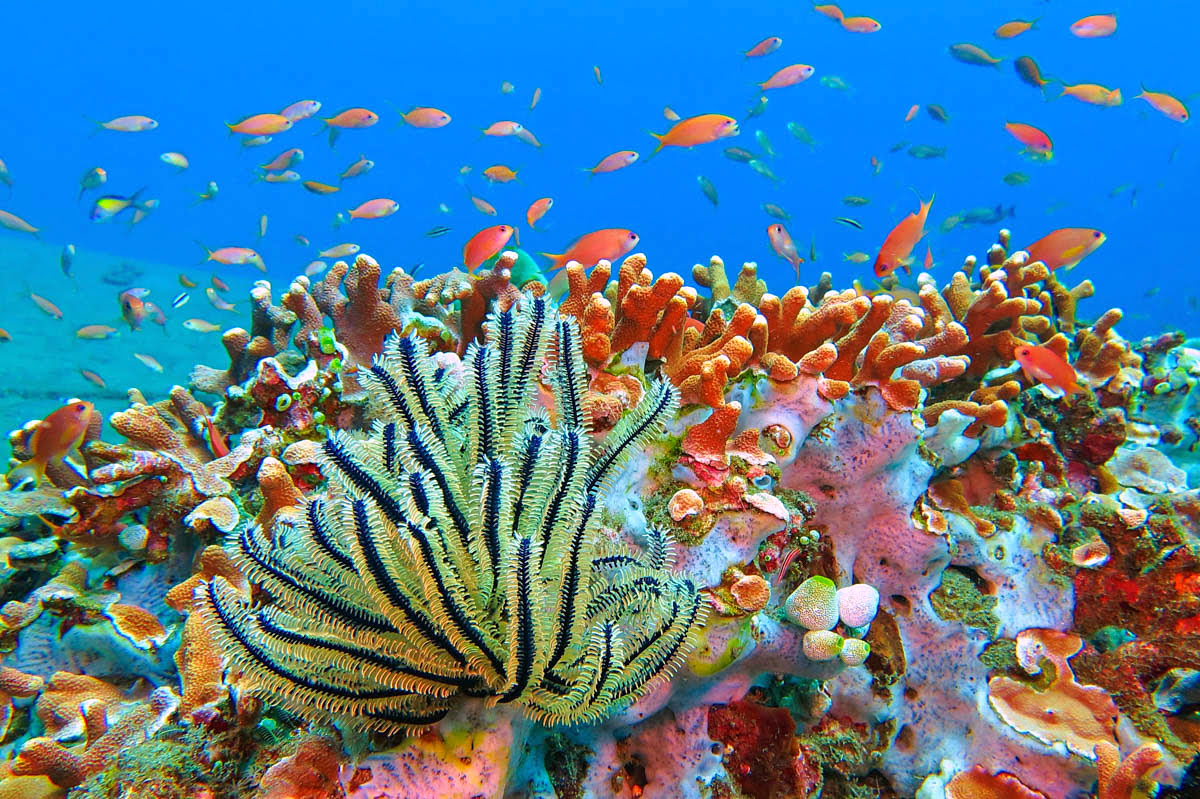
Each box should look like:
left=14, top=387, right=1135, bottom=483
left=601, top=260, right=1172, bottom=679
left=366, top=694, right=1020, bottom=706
left=197, top=294, right=707, bottom=734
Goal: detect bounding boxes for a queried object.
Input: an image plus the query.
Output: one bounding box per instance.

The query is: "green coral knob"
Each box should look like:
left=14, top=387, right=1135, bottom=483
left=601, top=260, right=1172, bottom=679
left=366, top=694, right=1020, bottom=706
left=839, top=638, right=871, bottom=666
left=802, top=630, right=845, bottom=661
left=785, top=575, right=839, bottom=630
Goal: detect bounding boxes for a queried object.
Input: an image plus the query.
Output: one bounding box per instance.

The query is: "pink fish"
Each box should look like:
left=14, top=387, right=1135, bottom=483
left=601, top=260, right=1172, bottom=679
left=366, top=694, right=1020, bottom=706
left=348, top=198, right=399, bottom=220
left=758, top=64, right=815, bottom=90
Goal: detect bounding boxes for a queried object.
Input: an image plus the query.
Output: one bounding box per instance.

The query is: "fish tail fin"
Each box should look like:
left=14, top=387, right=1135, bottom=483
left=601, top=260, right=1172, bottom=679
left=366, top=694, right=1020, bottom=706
left=328, top=127, right=340, bottom=148
left=193, top=240, right=213, bottom=262
left=7, top=458, right=45, bottom=488
left=84, top=115, right=103, bottom=138
left=538, top=252, right=568, bottom=272
left=646, top=131, right=666, bottom=155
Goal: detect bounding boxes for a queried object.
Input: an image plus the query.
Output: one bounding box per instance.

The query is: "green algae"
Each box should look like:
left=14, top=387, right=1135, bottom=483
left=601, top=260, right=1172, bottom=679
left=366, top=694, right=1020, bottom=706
left=928, top=566, right=1000, bottom=637
left=542, top=733, right=592, bottom=799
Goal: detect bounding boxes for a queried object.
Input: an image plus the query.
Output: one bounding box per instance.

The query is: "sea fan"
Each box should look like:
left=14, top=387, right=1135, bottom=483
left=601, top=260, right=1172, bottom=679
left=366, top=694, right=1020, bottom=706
left=197, top=294, right=707, bottom=733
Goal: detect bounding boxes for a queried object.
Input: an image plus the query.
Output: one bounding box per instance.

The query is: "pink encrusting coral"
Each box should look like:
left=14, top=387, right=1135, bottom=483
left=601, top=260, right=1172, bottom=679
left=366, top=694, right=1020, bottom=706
left=0, top=233, right=1195, bottom=798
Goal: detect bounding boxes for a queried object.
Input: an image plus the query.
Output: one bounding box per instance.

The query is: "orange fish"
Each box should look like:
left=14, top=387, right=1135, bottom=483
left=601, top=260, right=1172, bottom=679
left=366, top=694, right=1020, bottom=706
left=303, top=180, right=340, bottom=195
left=348, top=198, right=399, bottom=220
left=1061, top=83, right=1122, bottom=106
left=1023, top=228, right=1106, bottom=271
left=463, top=225, right=515, bottom=271
left=767, top=223, right=803, bottom=278
left=198, top=243, right=264, bottom=270
left=870, top=155, right=882, bottom=175
left=540, top=229, right=640, bottom=272
left=324, top=108, right=379, bottom=128
left=212, top=275, right=230, bottom=292
left=841, top=16, right=881, bottom=33
left=179, top=274, right=197, bottom=288
left=526, top=197, right=554, bottom=229
left=586, top=151, right=639, bottom=175
left=30, top=293, right=62, bottom=319
left=1004, top=122, right=1053, bottom=154
left=758, top=64, right=815, bottom=90
left=228, top=113, right=293, bottom=136
left=7, top=400, right=95, bottom=486
left=482, top=121, right=524, bottom=137
left=1070, top=14, right=1116, bottom=38
left=79, top=369, right=106, bottom=389
left=205, top=417, right=230, bottom=458
left=904, top=104, right=919, bottom=122
left=813, top=4, right=844, bottom=21
left=1014, top=344, right=1082, bottom=396
left=593, top=65, right=603, bottom=85
left=924, top=246, right=933, bottom=270
left=744, top=36, right=783, bottom=58
left=994, top=19, right=1037, bottom=38
left=874, top=195, right=933, bottom=277
left=400, top=107, right=452, bottom=128
left=650, top=114, right=739, bottom=153
left=76, top=324, right=117, bottom=340
left=1136, top=86, right=1189, bottom=122
left=483, top=165, right=520, bottom=183
left=0, top=328, right=10, bottom=341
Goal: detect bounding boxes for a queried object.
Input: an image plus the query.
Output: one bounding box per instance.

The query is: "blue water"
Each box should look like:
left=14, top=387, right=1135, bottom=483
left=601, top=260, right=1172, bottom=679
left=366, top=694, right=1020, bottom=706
left=0, top=0, right=1194, bottom=381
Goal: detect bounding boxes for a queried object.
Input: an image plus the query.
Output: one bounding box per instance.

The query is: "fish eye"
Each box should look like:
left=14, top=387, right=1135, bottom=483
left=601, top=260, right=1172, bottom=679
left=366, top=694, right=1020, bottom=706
left=1092, top=231, right=1101, bottom=238
left=76, top=404, right=87, bottom=412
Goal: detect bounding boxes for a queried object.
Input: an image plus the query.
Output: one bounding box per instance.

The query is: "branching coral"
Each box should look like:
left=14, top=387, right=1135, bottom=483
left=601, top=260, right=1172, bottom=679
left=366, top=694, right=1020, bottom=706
left=198, top=295, right=707, bottom=733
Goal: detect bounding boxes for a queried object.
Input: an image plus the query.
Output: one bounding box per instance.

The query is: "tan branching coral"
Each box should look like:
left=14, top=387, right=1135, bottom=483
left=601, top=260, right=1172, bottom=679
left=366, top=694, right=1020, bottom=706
left=693, top=255, right=766, bottom=308
left=191, top=327, right=276, bottom=396
left=1094, top=741, right=1163, bottom=799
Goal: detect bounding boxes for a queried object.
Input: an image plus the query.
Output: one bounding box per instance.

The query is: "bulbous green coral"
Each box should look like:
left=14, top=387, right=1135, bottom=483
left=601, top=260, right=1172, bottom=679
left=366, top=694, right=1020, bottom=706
left=197, top=296, right=707, bottom=734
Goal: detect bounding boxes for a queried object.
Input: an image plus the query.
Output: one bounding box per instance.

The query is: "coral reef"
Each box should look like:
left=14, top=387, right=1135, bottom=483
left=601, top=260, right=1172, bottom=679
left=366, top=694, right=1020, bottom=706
left=1, top=234, right=1196, bottom=798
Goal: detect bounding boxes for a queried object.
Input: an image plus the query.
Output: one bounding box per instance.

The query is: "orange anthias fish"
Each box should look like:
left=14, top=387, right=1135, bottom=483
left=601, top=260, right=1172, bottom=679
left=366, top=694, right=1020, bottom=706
left=1070, top=13, right=1116, bottom=38
left=994, top=19, right=1037, bottom=38
left=1136, top=86, right=1189, bottom=122
left=303, top=180, right=340, bottom=195
left=463, top=225, right=515, bottom=271
left=841, top=16, right=881, bottom=33
left=1004, top=121, right=1053, bottom=154
left=1023, top=228, right=1106, bottom=271
left=324, top=108, right=379, bottom=129
left=874, top=195, right=933, bottom=278
left=228, top=113, right=293, bottom=136
left=744, top=36, right=783, bottom=58
left=197, top=243, right=265, bottom=271
left=1061, top=83, right=1122, bottom=106
left=586, top=151, right=639, bottom=175
left=1014, top=344, right=1083, bottom=396
left=482, top=121, right=524, bottom=137
left=813, top=4, right=844, bottom=21
left=7, top=400, right=95, bottom=486
left=469, top=194, right=498, bottom=216
left=400, top=107, right=452, bottom=128
left=540, top=229, right=640, bottom=271
left=758, top=64, right=815, bottom=90
left=650, top=114, right=739, bottom=153
left=904, top=104, right=919, bottom=122
left=483, top=165, right=520, bottom=183
left=527, top=198, right=554, bottom=229
left=348, top=198, right=399, bottom=220
left=767, top=223, right=803, bottom=278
